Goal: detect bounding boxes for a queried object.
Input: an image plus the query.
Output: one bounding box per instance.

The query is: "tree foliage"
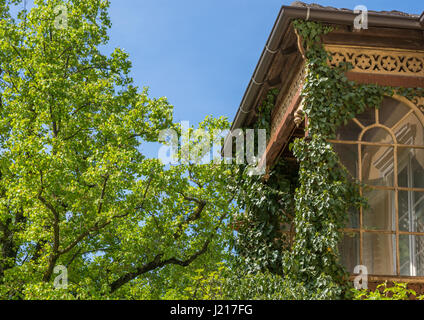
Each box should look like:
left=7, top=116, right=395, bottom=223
left=352, top=282, right=424, bottom=300
left=0, top=0, right=236, bottom=299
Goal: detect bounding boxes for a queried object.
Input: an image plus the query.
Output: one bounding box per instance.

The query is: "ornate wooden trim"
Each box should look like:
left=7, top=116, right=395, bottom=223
left=345, top=72, right=424, bottom=88
left=325, top=44, right=424, bottom=77
left=270, top=66, right=305, bottom=138
left=259, top=86, right=303, bottom=172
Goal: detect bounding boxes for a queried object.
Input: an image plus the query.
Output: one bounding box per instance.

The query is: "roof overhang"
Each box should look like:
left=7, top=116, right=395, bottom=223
left=223, top=4, right=424, bottom=154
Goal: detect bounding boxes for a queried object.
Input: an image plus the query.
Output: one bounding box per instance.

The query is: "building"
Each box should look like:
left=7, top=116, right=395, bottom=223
left=226, top=2, right=424, bottom=293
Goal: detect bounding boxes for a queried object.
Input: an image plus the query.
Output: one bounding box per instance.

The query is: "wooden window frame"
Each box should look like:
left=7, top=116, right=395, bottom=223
left=330, top=95, right=424, bottom=280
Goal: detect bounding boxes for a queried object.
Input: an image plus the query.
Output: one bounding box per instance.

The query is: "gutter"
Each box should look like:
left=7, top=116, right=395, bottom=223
left=224, top=5, right=424, bottom=152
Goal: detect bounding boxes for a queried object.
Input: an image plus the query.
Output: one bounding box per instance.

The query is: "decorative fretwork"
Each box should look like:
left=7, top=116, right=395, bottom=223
left=270, top=66, right=305, bottom=138
left=324, top=45, right=424, bottom=77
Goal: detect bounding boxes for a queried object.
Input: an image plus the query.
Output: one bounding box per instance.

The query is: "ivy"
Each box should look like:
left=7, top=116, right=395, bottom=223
left=256, top=88, right=279, bottom=141
left=233, top=20, right=424, bottom=300
left=230, top=87, right=298, bottom=275
left=232, top=159, right=298, bottom=275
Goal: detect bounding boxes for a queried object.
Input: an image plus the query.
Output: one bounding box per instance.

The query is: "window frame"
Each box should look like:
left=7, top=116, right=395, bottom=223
left=330, top=95, right=424, bottom=278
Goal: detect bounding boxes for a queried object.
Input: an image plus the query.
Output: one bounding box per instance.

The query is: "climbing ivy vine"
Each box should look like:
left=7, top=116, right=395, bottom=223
left=231, top=88, right=298, bottom=275
left=233, top=19, right=424, bottom=300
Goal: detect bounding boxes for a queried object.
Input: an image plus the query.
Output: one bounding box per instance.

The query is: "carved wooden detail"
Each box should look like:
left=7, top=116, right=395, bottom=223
left=293, top=100, right=304, bottom=128
left=270, top=66, right=305, bottom=138
left=325, top=45, right=424, bottom=77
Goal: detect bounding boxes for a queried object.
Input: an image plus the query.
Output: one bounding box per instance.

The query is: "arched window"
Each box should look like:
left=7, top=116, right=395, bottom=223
left=332, top=96, right=424, bottom=277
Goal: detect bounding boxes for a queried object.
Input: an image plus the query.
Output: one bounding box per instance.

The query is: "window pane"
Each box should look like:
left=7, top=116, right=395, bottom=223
left=399, top=235, right=424, bottom=276
left=362, top=127, right=393, bottom=144
left=339, top=232, right=360, bottom=274
left=356, top=107, right=375, bottom=127
left=393, top=112, right=424, bottom=145
left=333, top=143, right=358, bottom=179
left=363, top=233, right=396, bottom=275
left=363, top=189, right=395, bottom=231
left=398, top=147, right=424, bottom=188
left=346, top=206, right=360, bottom=229
left=399, top=190, right=424, bottom=233
left=336, top=120, right=362, bottom=141
left=379, top=97, right=410, bottom=129
left=362, top=145, right=394, bottom=186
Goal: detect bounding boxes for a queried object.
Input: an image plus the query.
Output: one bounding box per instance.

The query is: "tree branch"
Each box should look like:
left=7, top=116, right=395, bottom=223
left=110, top=239, right=211, bottom=294
left=38, top=191, right=61, bottom=282
left=97, top=174, right=109, bottom=215
left=59, top=173, right=153, bottom=256
left=174, top=192, right=207, bottom=239
left=110, top=210, right=228, bottom=294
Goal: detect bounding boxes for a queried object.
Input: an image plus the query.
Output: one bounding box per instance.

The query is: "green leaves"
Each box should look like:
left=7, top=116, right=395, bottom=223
left=231, top=87, right=298, bottom=277
left=352, top=281, right=424, bottom=300
left=284, top=21, right=419, bottom=299
left=0, top=0, right=236, bottom=299
left=233, top=20, right=417, bottom=300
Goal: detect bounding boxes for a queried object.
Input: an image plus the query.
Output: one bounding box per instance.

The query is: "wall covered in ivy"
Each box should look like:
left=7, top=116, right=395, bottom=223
left=233, top=20, right=424, bottom=299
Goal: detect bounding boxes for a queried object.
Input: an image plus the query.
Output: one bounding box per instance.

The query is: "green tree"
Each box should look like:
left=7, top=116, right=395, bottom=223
left=0, top=0, right=235, bottom=299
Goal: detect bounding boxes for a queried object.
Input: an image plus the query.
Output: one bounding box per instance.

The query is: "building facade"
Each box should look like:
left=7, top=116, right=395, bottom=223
left=227, top=2, right=424, bottom=294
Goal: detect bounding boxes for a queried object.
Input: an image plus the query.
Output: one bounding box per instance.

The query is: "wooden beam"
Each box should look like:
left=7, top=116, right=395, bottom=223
left=349, top=274, right=424, bottom=284
left=323, top=26, right=424, bottom=50
left=258, top=86, right=303, bottom=171
left=346, top=72, right=424, bottom=88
